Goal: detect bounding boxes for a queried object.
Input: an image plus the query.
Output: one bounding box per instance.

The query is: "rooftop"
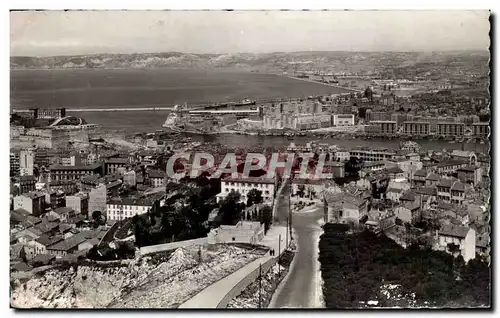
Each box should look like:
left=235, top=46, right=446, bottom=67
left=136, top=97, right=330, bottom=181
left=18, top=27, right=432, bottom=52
left=414, top=169, right=427, bottom=177
left=437, top=159, right=467, bottom=168
left=415, top=187, right=437, bottom=196
left=457, top=165, right=480, bottom=173
left=222, top=176, right=276, bottom=185
left=437, top=178, right=456, bottom=188
left=439, top=224, right=471, bottom=239
left=50, top=162, right=102, bottom=171
left=451, top=182, right=466, bottom=192
left=53, top=207, right=74, bottom=215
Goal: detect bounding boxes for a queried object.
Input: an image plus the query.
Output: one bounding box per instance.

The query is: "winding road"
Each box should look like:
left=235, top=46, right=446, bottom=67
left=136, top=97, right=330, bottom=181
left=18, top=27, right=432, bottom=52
left=270, top=181, right=325, bottom=308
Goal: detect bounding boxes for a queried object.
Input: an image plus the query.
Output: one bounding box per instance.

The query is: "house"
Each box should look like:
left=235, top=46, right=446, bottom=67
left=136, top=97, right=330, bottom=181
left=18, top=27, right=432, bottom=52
left=425, top=172, right=440, bottom=186
left=394, top=200, right=421, bottom=224
left=33, top=221, right=60, bottom=236
left=385, top=167, right=405, bottom=179
left=53, top=207, right=76, bottom=222
left=46, top=232, right=89, bottom=257
left=450, top=182, right=467, bottom=205
left=24, top=235, right=63, bottom=260
left=414, top=187, right=437, bottom=209
left=435, top=225, right=476, bottom=262
left=412, top=169, right=428, bottom=188
left=147, top=169, right=166, bottom=188
left=325, top=192, right=369, bottom=225
left=13, top=192, right=46, bottom=216
left=437, top=178, right=456, bottom=203
left=386, top=187, right=403, bottom=202
left=457, top=165, right=482, bottom=186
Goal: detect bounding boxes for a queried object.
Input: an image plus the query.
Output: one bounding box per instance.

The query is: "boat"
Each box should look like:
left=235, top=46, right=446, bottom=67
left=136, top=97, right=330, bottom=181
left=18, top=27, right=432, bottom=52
left=234, top=98, right=256, bottom=107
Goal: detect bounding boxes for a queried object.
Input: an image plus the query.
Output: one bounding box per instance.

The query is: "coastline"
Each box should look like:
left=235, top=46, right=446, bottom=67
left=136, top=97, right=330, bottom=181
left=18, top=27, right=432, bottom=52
left=280, top=75, right=363, bottom=93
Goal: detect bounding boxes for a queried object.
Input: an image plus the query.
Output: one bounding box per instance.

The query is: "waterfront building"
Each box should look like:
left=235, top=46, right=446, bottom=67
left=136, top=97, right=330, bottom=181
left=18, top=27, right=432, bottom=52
left=471, top=123, right=490, bottom=139
left=437, top=122, right=465, bottom=137
left=402, top=121, right=431, bottom=136
left=217, top=177, right=276, bottom=204
left=349, top=147, right=396, bottom=162
left=333, top=114, right=355, bottom=126
left=367, top=121, right=397, bottom=135
left=400, top=141, right=421, bottom=153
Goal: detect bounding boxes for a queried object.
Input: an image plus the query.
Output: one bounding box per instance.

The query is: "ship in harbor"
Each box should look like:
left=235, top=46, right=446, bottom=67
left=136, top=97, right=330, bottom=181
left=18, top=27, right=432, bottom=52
left=207, top=98, right=256, bottom=109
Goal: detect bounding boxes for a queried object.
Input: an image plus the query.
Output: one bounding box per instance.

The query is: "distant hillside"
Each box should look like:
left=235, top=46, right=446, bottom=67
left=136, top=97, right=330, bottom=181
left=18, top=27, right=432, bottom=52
left=10, top=51, right=490, bottom=77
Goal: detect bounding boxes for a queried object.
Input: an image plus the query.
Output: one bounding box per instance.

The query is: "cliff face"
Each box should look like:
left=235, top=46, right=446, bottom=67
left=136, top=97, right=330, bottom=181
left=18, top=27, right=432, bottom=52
left=11, top=245, right=263, bottom=309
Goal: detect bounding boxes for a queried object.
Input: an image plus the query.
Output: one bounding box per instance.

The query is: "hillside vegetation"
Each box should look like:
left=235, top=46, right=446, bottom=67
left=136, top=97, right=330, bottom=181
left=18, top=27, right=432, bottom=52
left=319, top=224, right=490, bottom=308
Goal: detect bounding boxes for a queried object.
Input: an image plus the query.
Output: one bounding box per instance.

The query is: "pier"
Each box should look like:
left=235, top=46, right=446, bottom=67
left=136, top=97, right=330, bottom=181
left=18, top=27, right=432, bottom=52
left=11, top=96, right=327, bottom=114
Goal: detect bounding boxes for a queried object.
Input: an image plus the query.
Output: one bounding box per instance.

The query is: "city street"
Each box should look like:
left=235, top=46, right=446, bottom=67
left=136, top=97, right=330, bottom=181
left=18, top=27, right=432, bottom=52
left=270, top=182, right=325, bottom=308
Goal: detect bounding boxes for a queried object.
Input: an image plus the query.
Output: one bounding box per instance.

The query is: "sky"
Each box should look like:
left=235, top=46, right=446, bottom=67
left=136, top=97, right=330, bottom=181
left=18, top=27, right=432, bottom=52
left=10, top=10, right=491, bottom=56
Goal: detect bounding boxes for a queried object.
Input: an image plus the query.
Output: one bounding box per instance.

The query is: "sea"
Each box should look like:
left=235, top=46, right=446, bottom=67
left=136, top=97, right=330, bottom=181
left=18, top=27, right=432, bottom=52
left=10, top=68, right=489, bottom=153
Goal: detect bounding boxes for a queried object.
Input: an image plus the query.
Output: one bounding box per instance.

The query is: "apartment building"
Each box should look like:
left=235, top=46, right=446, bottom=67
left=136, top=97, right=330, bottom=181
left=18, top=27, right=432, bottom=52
left=217, top=177, right=276, bottom=204
left=349, top=148, right=396, bottom=162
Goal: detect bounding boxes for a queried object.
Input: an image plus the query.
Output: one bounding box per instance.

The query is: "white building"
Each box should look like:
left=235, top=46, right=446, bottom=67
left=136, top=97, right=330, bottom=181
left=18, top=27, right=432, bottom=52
left=20, top=148, right=35, bottom=176
left=349, top=148, right=396, bottom=162
left=333, top=114, right=355, bottom=126
left=217, top=177, right=276, bottom=204
left=66, top=193, right=89, bottom=215
left=89, top=184, right=107, bottom=216
left=435, top=225, right=476, bottom=262
left=106, top=197, right=155, bottom=222
left=123, top=170, right=137, bottom=186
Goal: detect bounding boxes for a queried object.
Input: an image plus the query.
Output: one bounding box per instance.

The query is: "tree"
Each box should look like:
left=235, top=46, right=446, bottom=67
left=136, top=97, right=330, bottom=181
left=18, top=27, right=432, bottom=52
left=247, top=189, right=263, bottom=207
left=259, top=205, right=273, bottom=234
left=91, top=211, right=105, bottom=227
left=219, top=191, right=243, bottom=225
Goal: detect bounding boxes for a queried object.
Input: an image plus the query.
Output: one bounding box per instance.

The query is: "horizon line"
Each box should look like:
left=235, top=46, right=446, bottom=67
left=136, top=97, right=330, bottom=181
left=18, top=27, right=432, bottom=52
left=10, top=49, right=491, bottom=59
